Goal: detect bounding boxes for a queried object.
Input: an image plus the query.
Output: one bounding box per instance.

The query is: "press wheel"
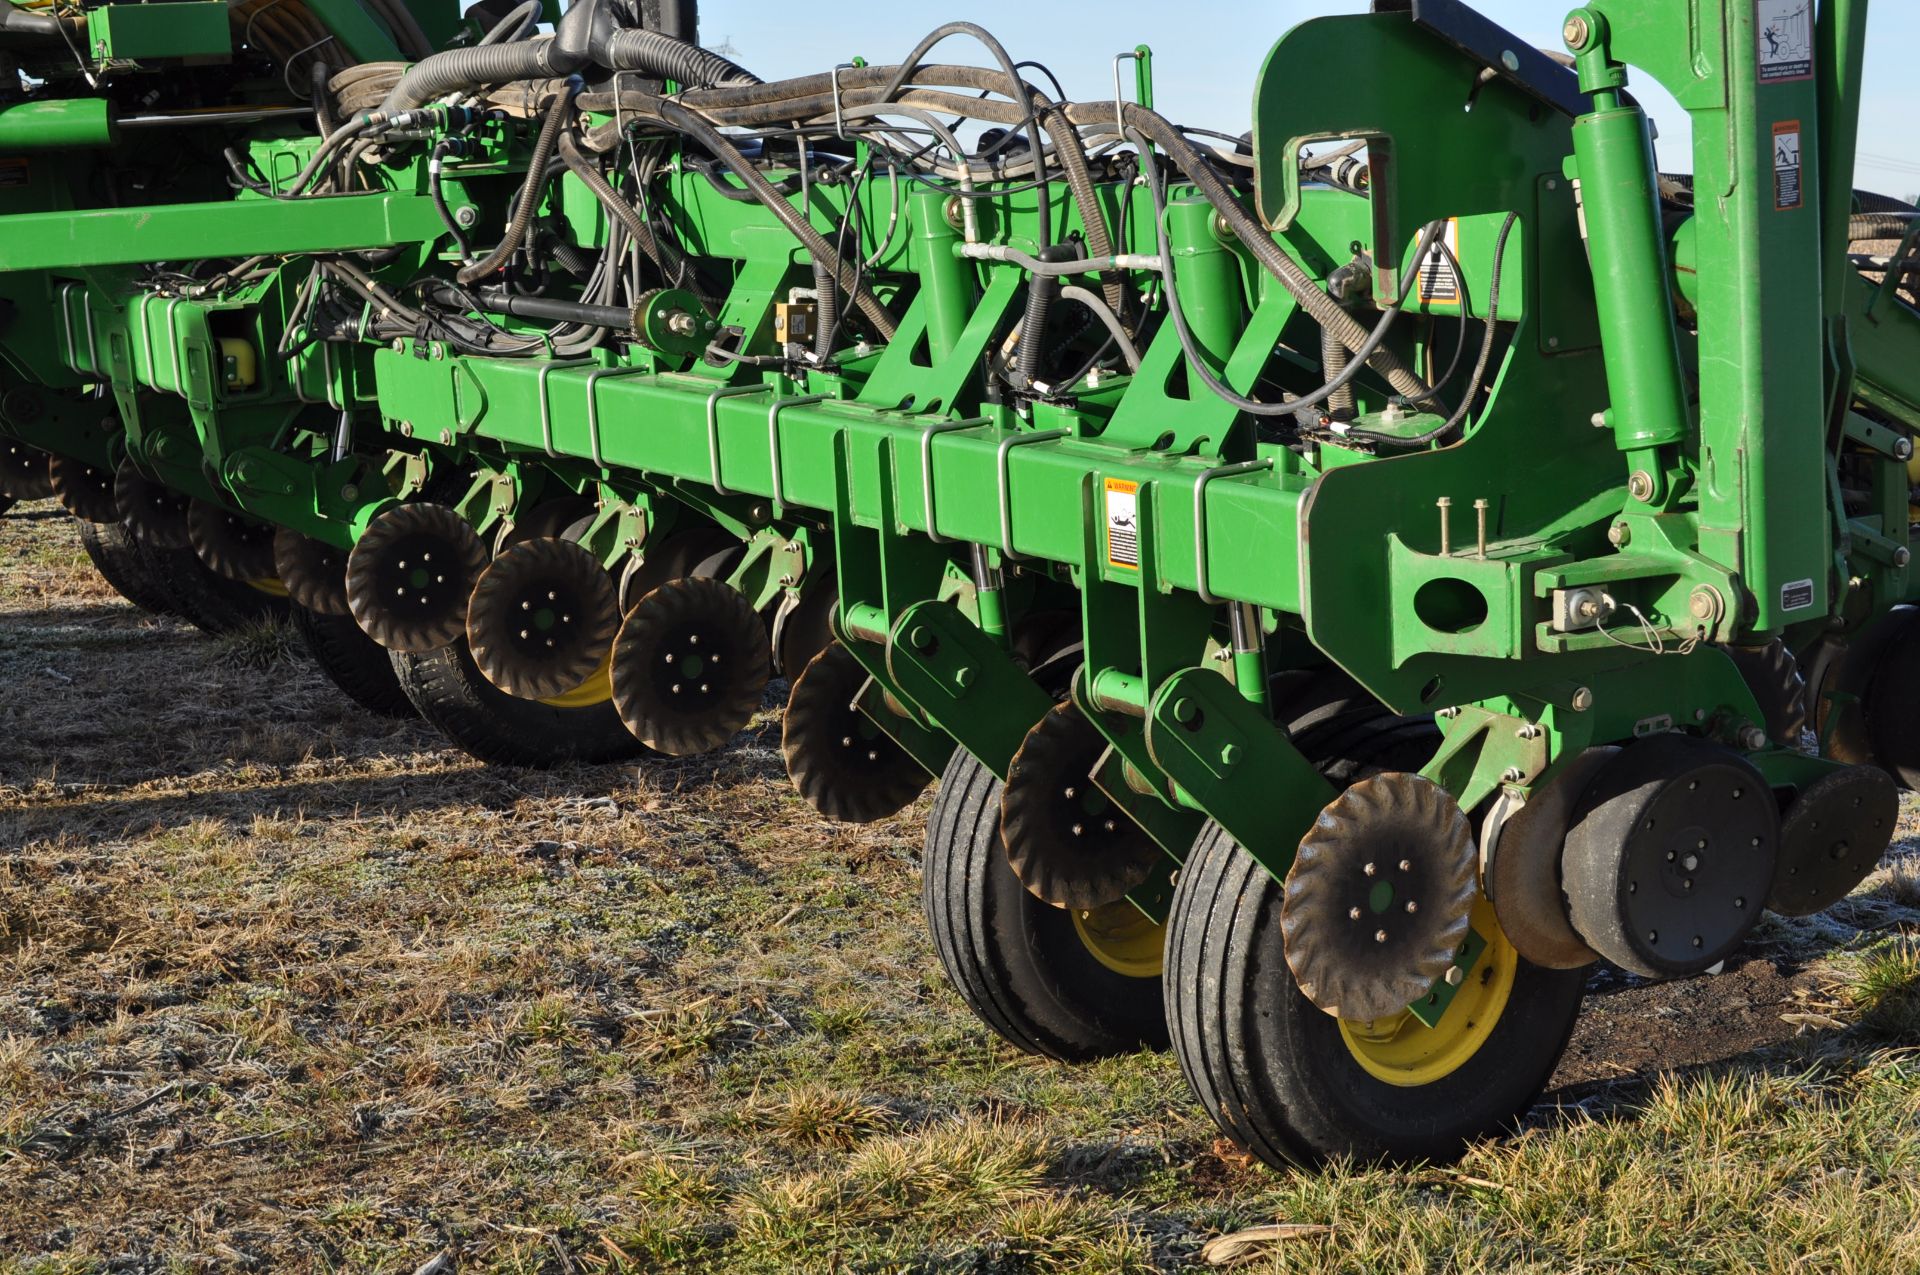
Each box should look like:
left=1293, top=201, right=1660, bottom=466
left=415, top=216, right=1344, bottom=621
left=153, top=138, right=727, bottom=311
left=391, top=637, right=647, bottom=768
left=782, top=639, right=932, bottom=823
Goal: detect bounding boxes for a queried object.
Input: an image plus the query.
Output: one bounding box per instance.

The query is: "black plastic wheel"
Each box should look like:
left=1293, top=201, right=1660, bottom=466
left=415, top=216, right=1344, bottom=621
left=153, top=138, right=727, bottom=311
left=77, top=520, right=183, bottom=618
left=922, top=747, right=1170, bottom=1061
left=391, top=637, right=647, bottom=767
left=292, top=604, right=418, bottom=719
left=1164, top=819, right=1587, bottom=1168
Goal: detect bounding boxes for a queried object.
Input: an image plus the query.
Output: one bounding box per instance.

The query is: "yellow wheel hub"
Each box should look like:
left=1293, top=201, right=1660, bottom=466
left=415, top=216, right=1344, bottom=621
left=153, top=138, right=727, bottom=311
left=1338, top=896, right=1518, bottom=1088
left=1072, top=899, right=1166, bottom=979
left=539, top=649, right=614, bottom=709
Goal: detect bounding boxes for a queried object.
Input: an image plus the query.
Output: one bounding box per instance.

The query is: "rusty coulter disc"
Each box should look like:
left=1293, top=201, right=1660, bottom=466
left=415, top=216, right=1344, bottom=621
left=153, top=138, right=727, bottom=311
left=610, top=575, right=769, bottom=756
left=345, top=502, right=489, bottom=653
left=466, top=536, right=622, bottom=701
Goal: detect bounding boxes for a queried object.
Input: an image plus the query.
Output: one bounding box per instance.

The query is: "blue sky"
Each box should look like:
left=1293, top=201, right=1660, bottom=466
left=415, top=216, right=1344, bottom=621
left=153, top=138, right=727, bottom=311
left=690, top=0, right=1920, bottom=197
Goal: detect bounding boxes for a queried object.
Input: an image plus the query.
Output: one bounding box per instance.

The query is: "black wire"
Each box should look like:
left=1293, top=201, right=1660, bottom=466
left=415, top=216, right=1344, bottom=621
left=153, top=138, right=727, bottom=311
left=1343, top=212, right=1520, bottom=449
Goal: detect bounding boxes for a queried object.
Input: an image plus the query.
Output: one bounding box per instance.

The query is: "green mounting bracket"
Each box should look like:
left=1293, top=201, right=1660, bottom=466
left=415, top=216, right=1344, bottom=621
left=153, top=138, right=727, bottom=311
left=1143, top=664, right=1335, bottom=883
left=885, top=598, right=1054, bottom=780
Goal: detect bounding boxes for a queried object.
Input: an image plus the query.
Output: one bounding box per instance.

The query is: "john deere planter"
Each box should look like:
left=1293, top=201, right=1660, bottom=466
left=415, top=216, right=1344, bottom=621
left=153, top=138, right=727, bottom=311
left=4, top=0, right=1917, bottom=1167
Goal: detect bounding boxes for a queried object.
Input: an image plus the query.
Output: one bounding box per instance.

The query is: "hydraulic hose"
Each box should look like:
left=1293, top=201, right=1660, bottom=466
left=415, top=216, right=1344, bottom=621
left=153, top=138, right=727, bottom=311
left=556, top=131, right=677, bottom=282
left=471, top=287, right=635, bottom=331
left=1090, top=101, right=1430, bottom=401
left=1321, top=328, right=1355, bottom=420
left=1058, top=286, right=1142, bottom=373
left=457, top=85, right=578, bottom=285
left=380, top=0, right=598, bottom=114
left=653, top=99, right=898, bottom=339
left=1042, top=104, right=1126, bottom=322
left=597, top=27, right=760, bottom=87
left=1016, top=245, right=1074, bottom=388
left=0, top=7, right=72, bottom=38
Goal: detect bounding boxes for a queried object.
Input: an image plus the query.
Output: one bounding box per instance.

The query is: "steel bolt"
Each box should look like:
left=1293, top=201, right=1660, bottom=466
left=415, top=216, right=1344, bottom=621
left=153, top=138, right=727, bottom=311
left=1571, top=687, right=1594, bottom=712
left=1898, top=437, right=1914, bottom=461
left=1502, top=766, right=1525, bottom=783
left=954, top=666, right=974, bottom=689
left=1740, top=725, right=1769, bottom=751
left=1405, top=900, right=1419, bottom=914
left=1607, top=521, right=1630, bottom=548
left=1628, top=470, right=1656, bottom=502
left=1898, top=548, right=1913, bottom=569
left=1171, top=698, right=1199, bottom=725
left=1445, top=966, right=1465, bottom=986
left=1564, top=14, right=1592, bottom=50
left=1375, top=929, right=1389, bottom=944
left=1349, top=907, right=1362, bottom=921
left=1363, top=862, right=1377, bottom=877
left=1219, top=742, right=1242, bottom=767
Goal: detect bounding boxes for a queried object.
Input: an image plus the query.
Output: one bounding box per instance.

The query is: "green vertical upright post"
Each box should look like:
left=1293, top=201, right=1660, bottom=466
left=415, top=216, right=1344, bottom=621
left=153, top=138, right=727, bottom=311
left=1816, top=0, right=1868, bottom=320
left=911, top=189, right=974, bottom=361
left=1681, top=0, right=1829, bottom=631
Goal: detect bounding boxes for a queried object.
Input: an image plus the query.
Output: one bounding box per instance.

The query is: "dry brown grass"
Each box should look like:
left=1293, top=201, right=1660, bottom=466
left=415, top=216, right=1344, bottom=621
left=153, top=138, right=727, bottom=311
left=4, top=504, right=1920, bottom=1273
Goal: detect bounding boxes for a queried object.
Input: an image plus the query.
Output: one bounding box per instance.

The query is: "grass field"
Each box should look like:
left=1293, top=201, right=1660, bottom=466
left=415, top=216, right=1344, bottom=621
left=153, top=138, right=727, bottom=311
left=5, top=504, right=1920, bottom=1273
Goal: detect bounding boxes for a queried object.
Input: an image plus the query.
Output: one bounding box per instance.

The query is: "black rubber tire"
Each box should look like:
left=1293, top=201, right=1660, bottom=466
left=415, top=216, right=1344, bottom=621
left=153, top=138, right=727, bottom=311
left=292, top=604, right=418, bottom=719
left=391, top=637, right=647, bottom=767
left=145, top=544, right=289, bottom=635
left=922, top=747, right=1170, bottom=1061
left=1164, top=820, right=1588, bottom=1168
left=77, top=520, right=184, bottom=618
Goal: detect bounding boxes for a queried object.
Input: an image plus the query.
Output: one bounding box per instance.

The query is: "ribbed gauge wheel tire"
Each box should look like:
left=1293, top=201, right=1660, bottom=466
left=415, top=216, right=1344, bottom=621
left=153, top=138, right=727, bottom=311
left=1165, top=821, right=1587, bottom=1167
left=77, top=520, right=184, bottom=618
left=922, top=747, right=1170, bottom=1060
left=292, top=604, right=418, bottom=719
left=390, top=637, right=647, bottom=767
left=146, top=546, right=288, bottom=635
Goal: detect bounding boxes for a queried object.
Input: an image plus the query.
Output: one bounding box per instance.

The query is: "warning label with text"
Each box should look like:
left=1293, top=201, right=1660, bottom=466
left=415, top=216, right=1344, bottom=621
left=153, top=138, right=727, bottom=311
left=1105, top=478, right=1140, bottom=569
left=1756, top=0, right=1814, bottom=82
left=1416, top=219, right=1461, bottom=307
left=1773, top=121, right=1803, bottom=211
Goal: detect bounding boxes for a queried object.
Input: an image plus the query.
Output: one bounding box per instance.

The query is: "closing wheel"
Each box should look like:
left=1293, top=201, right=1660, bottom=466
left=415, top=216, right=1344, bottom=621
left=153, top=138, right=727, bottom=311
left=113, top=458, right=192, bottom=550
left=1166, top=819, right=1586, bottom=1167
left=610, top=576, right=770, bottom=756
left=187, top=499, right=279, bottom=582
left=48, top=454, right=119, bottom=523
left=467, top=537, right=621, bottom=702
left=391, top=637, right=647, bottom=767
left=923, top=747, right=1169, bottom=1060
left=274, top=528, right=352, bottom=616
left=0, top=440, right=53, bottom=500
left=292, top=603, right=417, bottom=719
left=346, top=502, right=489, bottom=653
left=783, top=640, right=933, bottom=823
